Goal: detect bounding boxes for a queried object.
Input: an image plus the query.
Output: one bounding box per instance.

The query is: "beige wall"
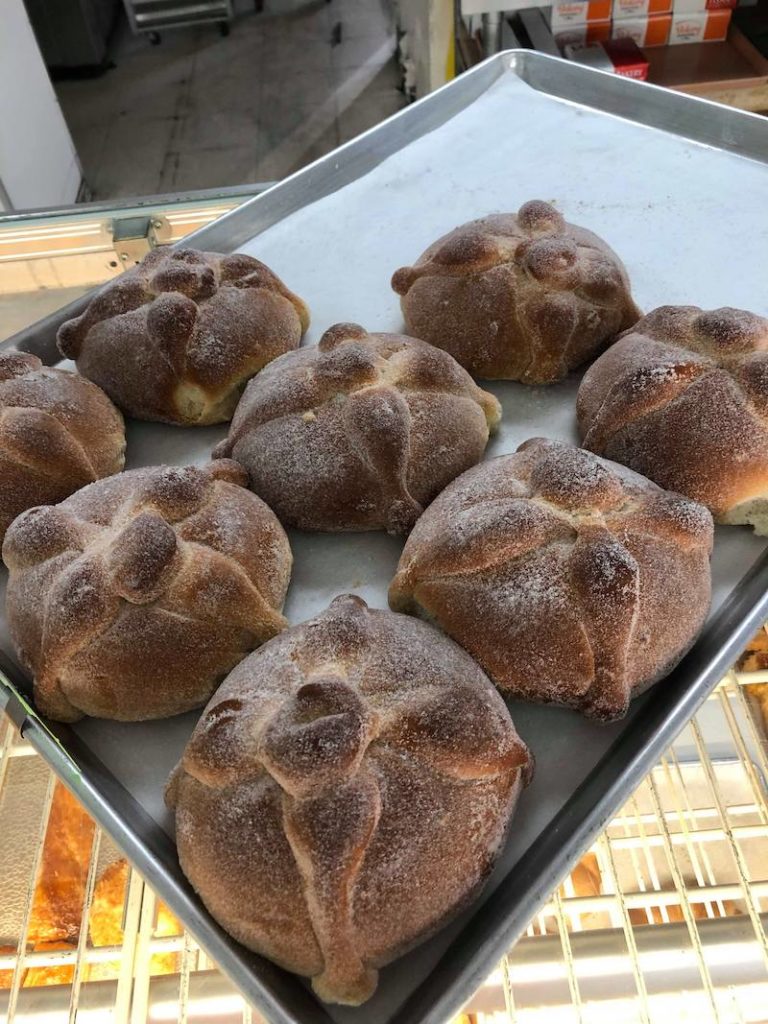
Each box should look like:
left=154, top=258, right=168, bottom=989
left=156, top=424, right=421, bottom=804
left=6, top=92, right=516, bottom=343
left=395, top=0, right=455, bottom=98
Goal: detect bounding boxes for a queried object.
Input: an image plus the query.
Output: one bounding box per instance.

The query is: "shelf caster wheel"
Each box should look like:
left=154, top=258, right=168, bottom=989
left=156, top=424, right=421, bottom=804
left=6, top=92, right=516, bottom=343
left=219, top=21, right=230, bottom=36
left=148, top=31, right=161, bottom=45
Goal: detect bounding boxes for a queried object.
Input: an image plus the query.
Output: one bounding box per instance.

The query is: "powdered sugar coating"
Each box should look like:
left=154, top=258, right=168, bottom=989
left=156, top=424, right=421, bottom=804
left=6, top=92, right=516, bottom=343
left=391, top=200, right=641, bottom=383
left=390, top=438, right=713, bottom=721
left=165, top=594, right=531, bottom=1005
left=577, top=305, right=768, bottom=533
left=0, top=349, right=125, bottom=543
left=214, top=323, right=502, bottom=533
left=3, top=460, right=292, bottom=722
left=57, top=248, right=309, bottom=426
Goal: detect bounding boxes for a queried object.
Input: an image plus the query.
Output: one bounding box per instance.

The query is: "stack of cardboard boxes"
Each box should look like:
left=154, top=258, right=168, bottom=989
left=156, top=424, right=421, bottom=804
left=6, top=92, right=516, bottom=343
left=547, top=0, right=737, bottom=53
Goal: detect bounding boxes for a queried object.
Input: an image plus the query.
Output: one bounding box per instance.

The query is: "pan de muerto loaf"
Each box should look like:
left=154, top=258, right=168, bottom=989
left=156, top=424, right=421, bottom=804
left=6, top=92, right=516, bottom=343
left=391, top=201, right=640, bottom=383
left=577, top=305, right=768, bottom=534
left=213, top=323, right=502, bottom=533
left=389, top=439, right=713, bottom=721
left=166, top=594, right=532, bottom=1005
left=3, top=460, right=291, bottom=722
left=0, top=350, right=125, bottom=544
left=57, top=248, right=309, bottom=425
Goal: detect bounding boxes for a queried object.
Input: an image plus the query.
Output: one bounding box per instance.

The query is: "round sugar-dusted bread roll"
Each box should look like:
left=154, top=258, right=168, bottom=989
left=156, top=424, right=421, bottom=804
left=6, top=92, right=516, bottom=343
left=577, top=305, right=768, bottom=534
left=0, top=350, right=125, bottom=544
left=390, top=439, right=713, bottom=721
left=57, top=248, right=309, bottom=425
left=391, top=200, right=640, bottom=383
left=214, top=322, right=502, bottom=534
left=166, top=594, right=532, bottom=1005
left=3, top=460, right=292, bottom=722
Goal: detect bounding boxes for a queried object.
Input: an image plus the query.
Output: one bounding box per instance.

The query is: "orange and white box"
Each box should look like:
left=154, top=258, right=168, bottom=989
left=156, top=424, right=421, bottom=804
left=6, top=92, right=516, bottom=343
left=554, top=19, right=612, bottom=48
left=546, top=0, right=612, bottom=31
left=669, top=8, right=732, bottom=40
left=613, top=0, right=671, bottom=17
left=673, top=0, right=737, bottom=12
left=611, top=12, right=672, bottom=45
left=564, top=38, right=650, bottom=78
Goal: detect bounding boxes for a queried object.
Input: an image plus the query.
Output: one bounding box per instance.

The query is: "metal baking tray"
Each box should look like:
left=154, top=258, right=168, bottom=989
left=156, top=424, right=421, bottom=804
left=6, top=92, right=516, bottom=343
left=3, top=50, right=768, bottom=1024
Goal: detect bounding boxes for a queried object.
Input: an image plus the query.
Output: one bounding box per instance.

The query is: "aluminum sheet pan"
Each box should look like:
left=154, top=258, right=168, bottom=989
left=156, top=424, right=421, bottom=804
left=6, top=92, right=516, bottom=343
left=3, top=51, right=768, bottom=1024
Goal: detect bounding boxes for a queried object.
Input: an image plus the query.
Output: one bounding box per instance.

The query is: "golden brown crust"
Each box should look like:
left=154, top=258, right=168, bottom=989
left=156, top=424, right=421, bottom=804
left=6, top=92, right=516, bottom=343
left=166, top=595, right=532, bottom=1005
left=3, top=461, right=292, bottom=722
left=26, top=781, right=95, bottom=947
left=390, top=438, right=713, bottom=721
left=87, top=859, right=181, bottom=979
left=739, top=628, right=768, bottom=671
left=391, top=201, right=640, bottom=383
left=57, top=248, right=309, bottom=425
left=577, top=305, right=768, bottom=532
left=214, top=323, right=502, bottom=533
left=0, top=350, right=125, bottom=544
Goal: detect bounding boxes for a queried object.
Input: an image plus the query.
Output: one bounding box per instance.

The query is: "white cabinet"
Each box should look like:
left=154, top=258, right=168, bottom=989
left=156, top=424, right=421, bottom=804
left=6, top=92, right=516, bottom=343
left=0, top=0, right=82, bottom=211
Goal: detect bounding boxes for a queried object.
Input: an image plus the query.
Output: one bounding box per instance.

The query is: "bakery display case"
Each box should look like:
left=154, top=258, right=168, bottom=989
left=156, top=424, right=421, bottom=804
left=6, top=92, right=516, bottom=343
left=2, top=50, right=768, bottom=1024
left=1, top=656, right=767, bottom=1022
left=0, top=185, right=267, bottom=343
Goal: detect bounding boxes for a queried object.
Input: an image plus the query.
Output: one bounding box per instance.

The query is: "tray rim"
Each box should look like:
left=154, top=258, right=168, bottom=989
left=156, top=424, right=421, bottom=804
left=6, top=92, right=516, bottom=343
left=3, top=48, right=768, bottom=1024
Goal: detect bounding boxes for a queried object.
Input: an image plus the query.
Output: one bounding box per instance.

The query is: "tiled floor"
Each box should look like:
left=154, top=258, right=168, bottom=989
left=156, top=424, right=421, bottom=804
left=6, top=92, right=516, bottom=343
left=55, top=0, right=405, bottom=200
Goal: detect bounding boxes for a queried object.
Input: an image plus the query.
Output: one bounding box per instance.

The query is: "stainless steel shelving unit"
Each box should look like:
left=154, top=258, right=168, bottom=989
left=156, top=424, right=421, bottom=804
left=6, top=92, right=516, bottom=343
left=121, top=0, right=234, bottom=41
